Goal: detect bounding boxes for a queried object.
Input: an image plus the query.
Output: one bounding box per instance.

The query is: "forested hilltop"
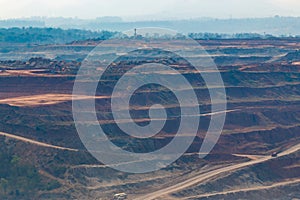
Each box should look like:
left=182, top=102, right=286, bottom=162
left=0, top=28, right=116, bottom=44
left=1, top=27, right=299, bottom=45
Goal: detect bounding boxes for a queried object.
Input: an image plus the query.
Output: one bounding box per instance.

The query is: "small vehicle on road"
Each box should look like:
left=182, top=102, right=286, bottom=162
left=113, top=193, right=127, bottom=200
left=271, top=152, right=278, bottom=157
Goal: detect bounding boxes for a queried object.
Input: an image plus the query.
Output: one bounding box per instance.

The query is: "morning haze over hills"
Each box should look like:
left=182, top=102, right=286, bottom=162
left=1, top=16, right=300, bottom=35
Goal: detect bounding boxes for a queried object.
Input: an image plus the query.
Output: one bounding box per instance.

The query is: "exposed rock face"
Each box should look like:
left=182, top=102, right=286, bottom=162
left=0, top=38, right=300, bottom=199
left=0, top=57, right=80, bottom=74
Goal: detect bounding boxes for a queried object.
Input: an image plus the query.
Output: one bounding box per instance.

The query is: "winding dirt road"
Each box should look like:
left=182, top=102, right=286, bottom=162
left=184, top=179, right=300, bottom=199
left=135, top=142, right=300, bottom=200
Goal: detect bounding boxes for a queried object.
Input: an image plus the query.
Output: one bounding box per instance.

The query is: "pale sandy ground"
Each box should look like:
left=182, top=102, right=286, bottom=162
left=0, top=69, right=74, bottom=77
left=0, top=94, right=109, bottom=107
left=0, top=131, right=78, bottom=151
left=232, top=153, right=267, bottom=160
left=98, top=109, right=237, bottom=125
left=292, top=61, right=300, bottom=65
left=184, top=179, right=300, bottom=199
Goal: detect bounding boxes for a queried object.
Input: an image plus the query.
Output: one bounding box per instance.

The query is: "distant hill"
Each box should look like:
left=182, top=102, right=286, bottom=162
left=1, top=16, right=300, bottom=35
left=0, top=28, right=116, bottom=44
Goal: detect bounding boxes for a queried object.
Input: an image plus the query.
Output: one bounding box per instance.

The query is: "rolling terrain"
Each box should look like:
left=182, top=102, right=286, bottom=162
left=0, top=38, right=299, bottom=199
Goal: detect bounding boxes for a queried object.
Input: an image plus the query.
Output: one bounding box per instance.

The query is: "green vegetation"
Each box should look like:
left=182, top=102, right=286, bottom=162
left=0, top=27, right=298, bottom=46
left=0, top=138, right=61, bottom=199
left=188, top=32, right=276, bottom=39
left=0, top=27, right=116, bottom=44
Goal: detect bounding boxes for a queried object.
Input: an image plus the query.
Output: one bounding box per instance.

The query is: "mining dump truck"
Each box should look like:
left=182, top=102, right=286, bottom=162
left=271, top=152, right=278, bottom=157
left=113, top=193, right=127, bottom=200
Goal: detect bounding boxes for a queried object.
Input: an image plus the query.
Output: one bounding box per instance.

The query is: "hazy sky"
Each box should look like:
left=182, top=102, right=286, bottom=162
left=0, top=0, right=300, bottom=20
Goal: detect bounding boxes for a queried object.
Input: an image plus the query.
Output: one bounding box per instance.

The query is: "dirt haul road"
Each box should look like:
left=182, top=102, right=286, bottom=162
left=135, top=142, right=300, bottom=200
